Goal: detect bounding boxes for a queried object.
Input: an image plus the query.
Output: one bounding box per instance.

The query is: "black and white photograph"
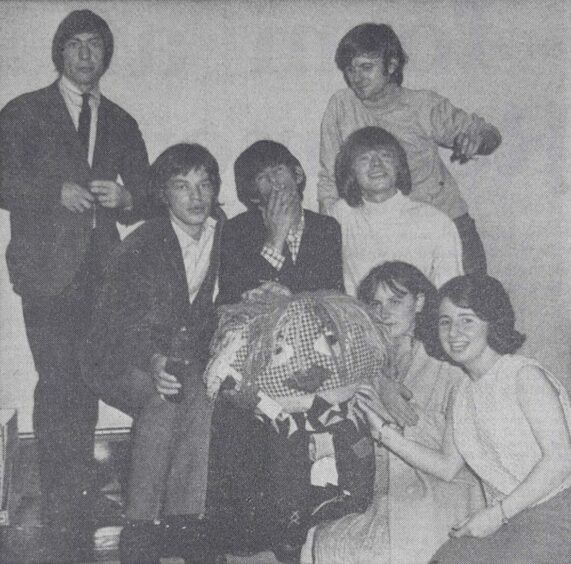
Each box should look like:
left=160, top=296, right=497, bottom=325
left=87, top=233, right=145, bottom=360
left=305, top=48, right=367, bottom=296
left=0, top=1, right=569, bottom=562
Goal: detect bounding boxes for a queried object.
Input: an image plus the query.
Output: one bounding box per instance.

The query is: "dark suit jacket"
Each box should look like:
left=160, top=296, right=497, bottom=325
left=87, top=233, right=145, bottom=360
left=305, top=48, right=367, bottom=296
left=80, top=211, right=225, bottom=412
left=217, top=208, right=344, bottom=305
left=0, top=81, right=150, bottom=297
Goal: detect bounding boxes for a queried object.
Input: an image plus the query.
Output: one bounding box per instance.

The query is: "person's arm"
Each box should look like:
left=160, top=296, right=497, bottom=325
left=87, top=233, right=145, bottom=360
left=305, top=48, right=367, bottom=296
left=104, top=114, right=150, bottom=223
left=0, top=99, right=64, bottom=212
left=429, top=94, right=502, bottom=163
left=432, top=216, right=464, bottom=288
left=450, top=365, right=571, bottom=539
left=317, top=96, right=343, bottom=214
left=357, top=384, right=464, bottom=480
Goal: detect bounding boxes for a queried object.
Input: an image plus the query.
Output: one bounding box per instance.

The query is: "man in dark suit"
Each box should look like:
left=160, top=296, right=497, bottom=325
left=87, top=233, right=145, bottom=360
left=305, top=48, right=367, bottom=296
left=217, top=140, right=344, bottom=304
left=81, top=144, right=224, bottom=564
left=209, top=140, right=345, bottom=560
left=0, top=10, right=150, bottom=535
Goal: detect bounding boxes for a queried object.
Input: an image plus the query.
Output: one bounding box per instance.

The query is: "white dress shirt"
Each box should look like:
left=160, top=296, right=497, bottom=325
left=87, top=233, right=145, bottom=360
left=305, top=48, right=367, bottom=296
left=170, top=216, right=217, bottom=304
left=59, top=75, right=101, bottom=167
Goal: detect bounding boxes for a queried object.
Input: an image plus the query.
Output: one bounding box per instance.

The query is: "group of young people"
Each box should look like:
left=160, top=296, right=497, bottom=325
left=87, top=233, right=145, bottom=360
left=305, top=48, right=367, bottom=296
left=0, top=9, right=569, bottom=564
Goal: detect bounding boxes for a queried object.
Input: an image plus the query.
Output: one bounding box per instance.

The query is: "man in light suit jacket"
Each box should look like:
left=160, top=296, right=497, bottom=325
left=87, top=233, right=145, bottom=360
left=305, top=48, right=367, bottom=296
left=82, top=144, right=224, bottom=564
left=0, top=10, right=150, bottom=538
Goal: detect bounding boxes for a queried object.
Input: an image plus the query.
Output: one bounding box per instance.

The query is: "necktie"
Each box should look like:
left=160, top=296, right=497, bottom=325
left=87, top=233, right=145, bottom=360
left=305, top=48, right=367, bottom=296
left=78, top=93, right=91, bottom=159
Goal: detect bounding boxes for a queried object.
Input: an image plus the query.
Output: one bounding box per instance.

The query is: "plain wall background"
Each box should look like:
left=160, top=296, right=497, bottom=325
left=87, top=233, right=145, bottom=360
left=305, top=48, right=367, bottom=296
left=0, top=0, right=569, bottom=432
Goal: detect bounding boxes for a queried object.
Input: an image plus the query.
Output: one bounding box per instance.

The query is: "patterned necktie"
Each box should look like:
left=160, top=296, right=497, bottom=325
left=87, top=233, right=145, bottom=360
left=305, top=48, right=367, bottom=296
left=78, top=93, right=91, bottom=159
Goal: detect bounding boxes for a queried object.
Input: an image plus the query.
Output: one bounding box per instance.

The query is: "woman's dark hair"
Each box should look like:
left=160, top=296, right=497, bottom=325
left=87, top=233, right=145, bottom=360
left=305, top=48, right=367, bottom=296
left=358, top=261, right=442, bottom=356
left=335, top=126, right=412, bottom=207
left=234, top=140, right=306, bottom=210
left=335, top=23, right=408, bottom=86
left=149, top=143, right=221, bottom=212
left=52, top=10, right=114, bottom=74
left=438, top=275, right=526, bottom=355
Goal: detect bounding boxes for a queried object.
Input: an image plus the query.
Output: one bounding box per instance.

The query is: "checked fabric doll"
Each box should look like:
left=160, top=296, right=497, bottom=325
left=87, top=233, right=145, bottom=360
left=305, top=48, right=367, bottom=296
left=205, top=283, right=393, bottom=540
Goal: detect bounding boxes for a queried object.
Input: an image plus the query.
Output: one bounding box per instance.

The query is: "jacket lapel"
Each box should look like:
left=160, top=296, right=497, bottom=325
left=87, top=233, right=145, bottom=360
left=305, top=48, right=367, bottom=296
left=161, top=219, right=191, bottom=308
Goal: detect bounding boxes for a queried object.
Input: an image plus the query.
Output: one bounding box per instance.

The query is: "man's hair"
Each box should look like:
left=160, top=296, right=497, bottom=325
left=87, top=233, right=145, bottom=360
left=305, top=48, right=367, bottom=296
left=335, top=23, right=408, bottom=86
left=234, top=140, right=306, bottom=210
left=438, top=275, right=526, bottom=355
left=335, top=126, right=412, bottom=207
left=52, top=10, right=114, bottom=74
left=149, top=143, right=221, bottom=211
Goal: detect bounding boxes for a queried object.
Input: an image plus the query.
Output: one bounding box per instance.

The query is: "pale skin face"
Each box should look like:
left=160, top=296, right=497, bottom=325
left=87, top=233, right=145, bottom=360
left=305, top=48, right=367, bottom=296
left=437, top=298, right=501, bottom=379
left=162, top=167, right=215, bottom=240
left=353, top=146, right=399, bottom=203
left=370, top=281, right=424, bottom=340
left=344, top=54, right=397, bottom=103
left=62, top=32, right=106, bottom=92
left=254, top=163, right=304, bottom=250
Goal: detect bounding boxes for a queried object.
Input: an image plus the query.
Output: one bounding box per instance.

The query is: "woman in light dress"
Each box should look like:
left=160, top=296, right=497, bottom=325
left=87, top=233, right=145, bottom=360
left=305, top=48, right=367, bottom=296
left=357, top=274, right=571, bottom=563
left=310, top=262, right=483, bottom=564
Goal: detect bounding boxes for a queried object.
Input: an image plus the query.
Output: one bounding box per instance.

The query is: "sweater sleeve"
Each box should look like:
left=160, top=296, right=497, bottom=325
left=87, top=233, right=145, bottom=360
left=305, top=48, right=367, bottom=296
left=317, top=94, right=343, bottom=212
left=431, top=215, right=464, bottom=288
left=427, top=92, right=491, bottom=149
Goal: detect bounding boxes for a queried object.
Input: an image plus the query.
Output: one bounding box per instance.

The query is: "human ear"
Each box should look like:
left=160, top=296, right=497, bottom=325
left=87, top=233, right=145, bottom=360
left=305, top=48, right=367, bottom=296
left=386, top=58, right=398, bottom=77
left=294, top=165, right=305, bottom=186
left=415, top=293, right=425, bottom=313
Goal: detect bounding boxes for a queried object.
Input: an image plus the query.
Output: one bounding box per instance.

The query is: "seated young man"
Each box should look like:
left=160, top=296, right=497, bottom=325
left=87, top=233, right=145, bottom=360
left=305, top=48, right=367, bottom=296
left=209, top=140, right=344, bottom=559
left=80, top=143, right=225, bottom=564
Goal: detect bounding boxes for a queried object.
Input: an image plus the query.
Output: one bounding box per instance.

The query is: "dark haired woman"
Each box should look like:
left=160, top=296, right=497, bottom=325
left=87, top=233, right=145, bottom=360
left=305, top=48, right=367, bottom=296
left=357, top=275, right=571, bottom=563
left=310, top=263, right=483, bottom=563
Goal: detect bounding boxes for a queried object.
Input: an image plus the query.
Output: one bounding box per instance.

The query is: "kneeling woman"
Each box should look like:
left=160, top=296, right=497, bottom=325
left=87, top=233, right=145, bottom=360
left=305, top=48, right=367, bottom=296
left=312, top=262, right=483, bottom=564
left=358, top=275, right=571, bottom=563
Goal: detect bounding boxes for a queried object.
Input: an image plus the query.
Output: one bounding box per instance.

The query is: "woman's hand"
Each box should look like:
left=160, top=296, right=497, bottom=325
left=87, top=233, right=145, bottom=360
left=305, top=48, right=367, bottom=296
left=358, top=380, right=418, bottom=428
left=355, top=384, right=392, bottom=439
left=450, top=505, right=503, bottom=539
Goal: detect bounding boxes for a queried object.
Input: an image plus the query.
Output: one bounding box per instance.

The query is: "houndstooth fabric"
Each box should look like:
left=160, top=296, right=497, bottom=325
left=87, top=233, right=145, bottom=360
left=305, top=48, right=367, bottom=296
left=205, top=291, right=388, bottom=407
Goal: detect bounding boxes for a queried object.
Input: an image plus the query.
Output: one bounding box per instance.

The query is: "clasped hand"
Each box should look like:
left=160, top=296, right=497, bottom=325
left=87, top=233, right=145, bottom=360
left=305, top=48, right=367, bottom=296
left=61, top=180, right=132, bottom=212
left=356, top=380, right=419, bottom=430
left=450, top=505, right=504, bottom=538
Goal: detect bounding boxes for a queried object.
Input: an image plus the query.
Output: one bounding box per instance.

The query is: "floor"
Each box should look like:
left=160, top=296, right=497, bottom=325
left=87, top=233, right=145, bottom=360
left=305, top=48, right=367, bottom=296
left=0, top=434, right=280, bottom=563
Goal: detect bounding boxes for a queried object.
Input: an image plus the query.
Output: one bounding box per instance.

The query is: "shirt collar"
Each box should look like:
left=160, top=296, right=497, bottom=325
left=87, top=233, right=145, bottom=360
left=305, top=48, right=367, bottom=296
left=59, top=75, right=101, bottom=105
left=171, top=216, right=217, bottom=250
left=288, top=209, right=305, bottom=240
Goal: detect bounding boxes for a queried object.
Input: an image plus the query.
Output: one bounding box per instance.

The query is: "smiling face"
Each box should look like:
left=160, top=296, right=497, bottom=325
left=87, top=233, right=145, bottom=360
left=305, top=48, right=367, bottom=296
left=438, top=298, right=496, bottom=375
left=344, top=54, right=395, bottom=102
left=163, top=167, right=214, bottom=239
left=62, top=32, right=106, bottom=91
left=371, top=281, right=424, bottom=340
left=352, top=146, right=399, bottom=203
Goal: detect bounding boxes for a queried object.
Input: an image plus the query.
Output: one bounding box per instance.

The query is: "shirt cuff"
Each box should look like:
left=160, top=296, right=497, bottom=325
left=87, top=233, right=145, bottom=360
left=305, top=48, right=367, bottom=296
left=261, top=244, right=285, bottom=271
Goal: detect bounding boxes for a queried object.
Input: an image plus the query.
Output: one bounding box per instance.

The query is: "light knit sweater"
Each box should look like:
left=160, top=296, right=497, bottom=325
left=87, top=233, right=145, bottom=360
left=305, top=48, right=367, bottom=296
left=329, top=191, right=463, bottom=296
left=318, top=86, right=495, bottom=219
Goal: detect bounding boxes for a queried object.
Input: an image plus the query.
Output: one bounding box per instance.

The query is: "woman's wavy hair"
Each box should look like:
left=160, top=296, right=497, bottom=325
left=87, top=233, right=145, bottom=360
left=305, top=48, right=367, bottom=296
left=358, top=261, right=443, bottom=358
left=438, top=275, right=526, bottom=355
left=149, top=143, right=222, bottom=213
left=335, top=23, right=408, bottom=86
left=335, top=126, right=412, bottom=207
